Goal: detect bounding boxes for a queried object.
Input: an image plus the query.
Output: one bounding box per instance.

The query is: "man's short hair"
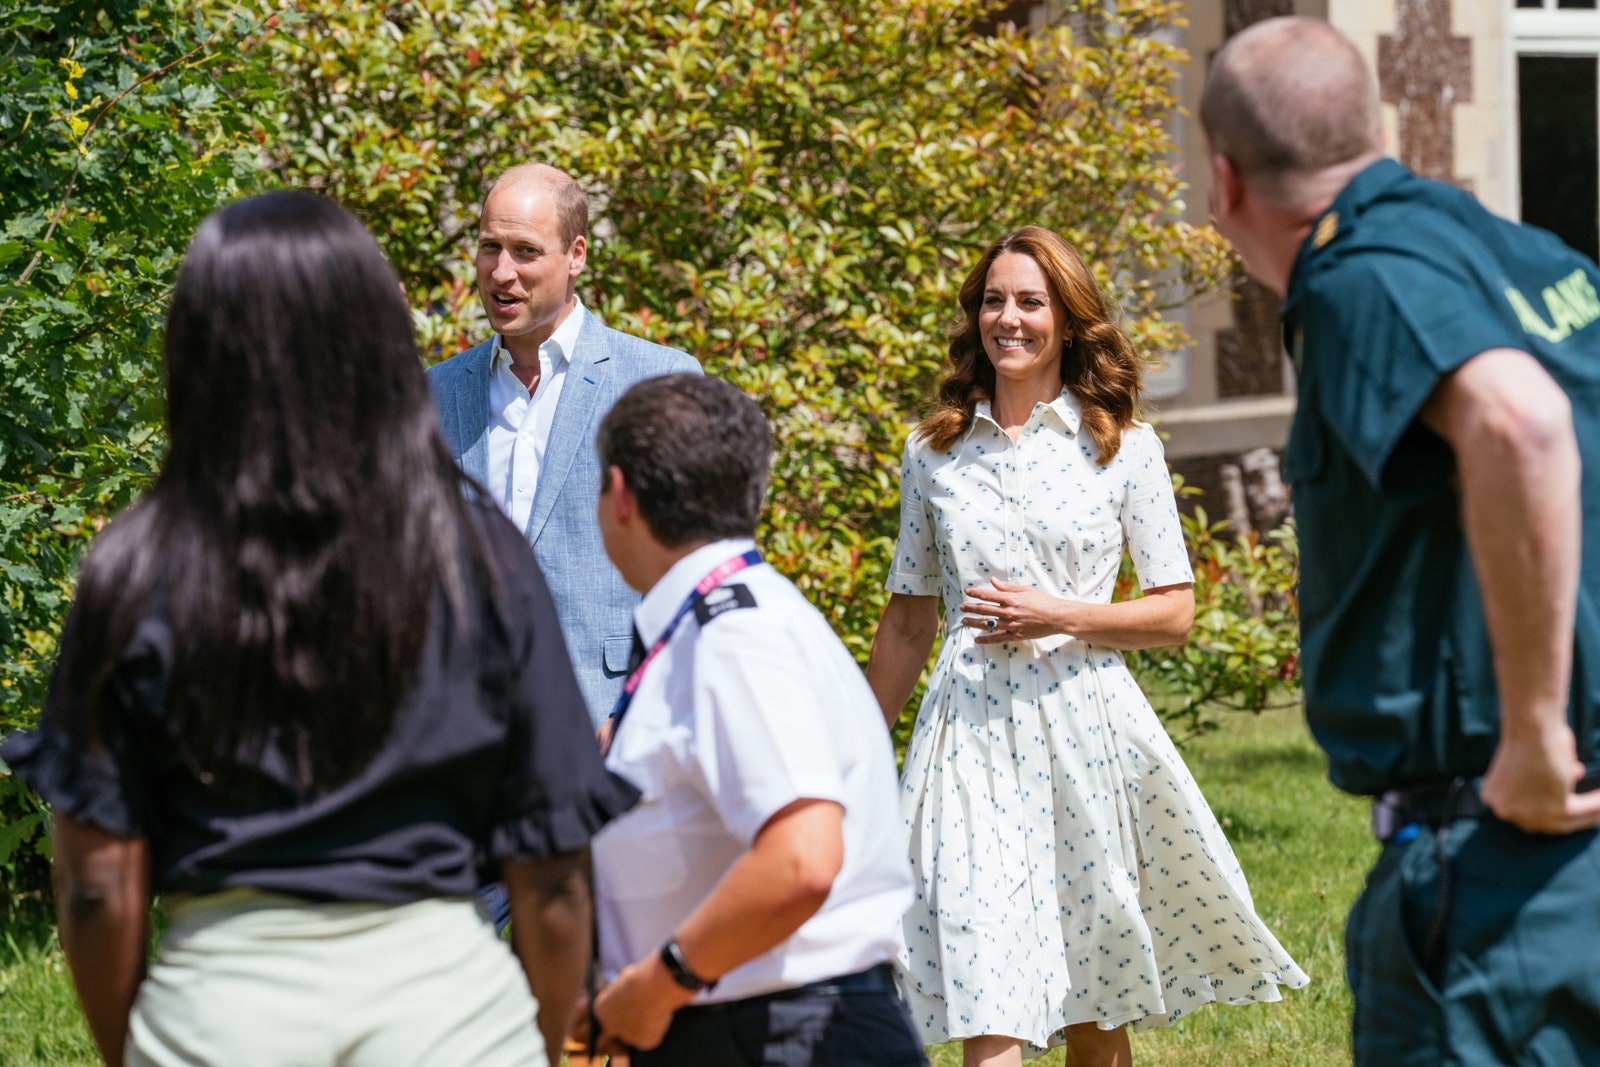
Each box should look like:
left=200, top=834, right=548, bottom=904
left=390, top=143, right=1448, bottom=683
left=1200, top=17, right=1380, bottom=191
left=598, top=374, right=770, bottom=548
left=485, top=163, right=589, bottom=249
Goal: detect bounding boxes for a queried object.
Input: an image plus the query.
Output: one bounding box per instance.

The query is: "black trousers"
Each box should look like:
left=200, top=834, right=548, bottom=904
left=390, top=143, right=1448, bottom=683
left=634, top=964, right=927, bottom=1067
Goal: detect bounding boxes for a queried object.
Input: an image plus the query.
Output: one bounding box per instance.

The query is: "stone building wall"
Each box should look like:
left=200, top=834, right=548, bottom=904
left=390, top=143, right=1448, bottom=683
left=1159, top=0, right=1519, bottom=533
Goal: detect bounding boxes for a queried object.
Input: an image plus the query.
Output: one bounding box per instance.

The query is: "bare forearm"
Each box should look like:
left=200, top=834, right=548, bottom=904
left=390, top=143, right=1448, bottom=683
left=1050, top=590, right=1194, bottom=649
left=506, top=853, right=592, bottom=1057
left=60, top=899, right=147, bottom=1065
left=53, top=818, right=149, bottom=1067
left=664, top=800, right=842, bottom=987
left=964, top=580, right=1193, bottom=649
left=673, top=820, right=838, bottom=979
left=672, top=853, right=825, bottom=980
left=1456, top=401, right=1580, bottom=736
left=585, top=803, right=843, bottom=1052
left=1424, top=351, right=1581, bottom=736
left=867, top=595, right=939, bottom=728
left=1420, top=348, right=1600, bottom=833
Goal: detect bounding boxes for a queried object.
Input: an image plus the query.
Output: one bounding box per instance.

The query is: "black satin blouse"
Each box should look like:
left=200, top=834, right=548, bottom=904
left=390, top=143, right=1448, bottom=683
left=1, top=498, right=638, bottom=902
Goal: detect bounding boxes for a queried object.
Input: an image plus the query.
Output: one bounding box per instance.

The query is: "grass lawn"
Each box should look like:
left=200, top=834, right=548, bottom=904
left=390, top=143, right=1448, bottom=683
left=0, top=920, right=99, bottom=1066
left=925, top=709, right=1374, bottom=1067
left=0, top=709, right=1371, bottom=1067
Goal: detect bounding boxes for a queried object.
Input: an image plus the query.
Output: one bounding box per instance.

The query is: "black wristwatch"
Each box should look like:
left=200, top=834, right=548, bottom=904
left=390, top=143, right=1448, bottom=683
left=659, top=936, right=717, bottom=992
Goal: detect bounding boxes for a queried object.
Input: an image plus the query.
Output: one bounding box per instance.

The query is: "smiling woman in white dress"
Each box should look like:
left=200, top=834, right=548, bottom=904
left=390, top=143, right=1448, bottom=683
left=866, top=226, right=1308, bottom=1067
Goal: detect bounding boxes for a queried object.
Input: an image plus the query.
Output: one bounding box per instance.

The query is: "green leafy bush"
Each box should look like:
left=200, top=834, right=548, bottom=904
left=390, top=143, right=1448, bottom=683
left=0, top=763, right=52, bottom=927
left=3, top=0, right=1282, bottom=914
left=1, top=0, right=274, bottom=901
left=260, top=0, right=1231, bottom=678
left=1125, top=506, right=1302, bottom=742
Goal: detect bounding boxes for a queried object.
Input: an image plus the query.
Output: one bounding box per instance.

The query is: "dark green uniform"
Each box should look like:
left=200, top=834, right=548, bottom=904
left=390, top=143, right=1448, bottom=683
left=1283, top=158, right=1600, bottom=1066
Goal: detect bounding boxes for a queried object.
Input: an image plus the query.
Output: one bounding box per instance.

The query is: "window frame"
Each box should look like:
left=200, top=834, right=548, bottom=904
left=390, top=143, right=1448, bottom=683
left=1514, top=6, right=1600, bottom=53
left=1513, top=4, right=1600, bottom=256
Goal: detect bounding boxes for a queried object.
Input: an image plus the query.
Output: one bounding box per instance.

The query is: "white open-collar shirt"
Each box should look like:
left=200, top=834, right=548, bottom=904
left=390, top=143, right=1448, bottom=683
left=486, top=299, right=586, bottom=534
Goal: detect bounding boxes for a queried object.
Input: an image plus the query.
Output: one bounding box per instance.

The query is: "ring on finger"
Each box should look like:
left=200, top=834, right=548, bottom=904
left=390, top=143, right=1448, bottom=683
left=984, top=617, right=996, bottom=630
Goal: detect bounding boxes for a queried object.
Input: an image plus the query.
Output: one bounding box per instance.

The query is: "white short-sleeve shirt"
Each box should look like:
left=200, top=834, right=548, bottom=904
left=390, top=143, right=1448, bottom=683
left=592, top=538, right=913, bottom=1004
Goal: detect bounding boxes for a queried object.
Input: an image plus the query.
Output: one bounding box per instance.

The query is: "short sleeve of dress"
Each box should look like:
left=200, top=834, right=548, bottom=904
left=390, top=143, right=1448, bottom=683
left=1118, top=426, right=1194, bottom=591
left=885, top=434, right=941, bottom=597
left=484, top=516, right=640, bottom=862
left=0, top=604, right=151, bottom=839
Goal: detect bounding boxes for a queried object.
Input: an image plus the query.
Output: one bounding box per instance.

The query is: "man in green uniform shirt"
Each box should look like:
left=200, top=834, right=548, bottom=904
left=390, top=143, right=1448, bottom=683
left=1200, top=16, right=1600, bottom=1067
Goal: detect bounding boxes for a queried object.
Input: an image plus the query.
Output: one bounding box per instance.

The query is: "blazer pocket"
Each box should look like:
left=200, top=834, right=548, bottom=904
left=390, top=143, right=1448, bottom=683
left=603, top=635, right=635, bottom=675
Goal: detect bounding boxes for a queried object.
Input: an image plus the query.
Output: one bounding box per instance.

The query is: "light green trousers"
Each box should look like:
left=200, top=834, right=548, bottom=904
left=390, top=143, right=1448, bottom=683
left=126, top=889, right=547, bottom=1067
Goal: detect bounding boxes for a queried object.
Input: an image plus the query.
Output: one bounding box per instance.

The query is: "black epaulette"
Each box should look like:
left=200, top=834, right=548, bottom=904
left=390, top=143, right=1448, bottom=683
left=694, top=583, right=758, bottom=625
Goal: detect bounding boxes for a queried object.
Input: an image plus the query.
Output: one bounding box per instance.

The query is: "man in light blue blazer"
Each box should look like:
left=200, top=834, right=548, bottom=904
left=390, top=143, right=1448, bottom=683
left=428, top=163, right=700, bottom=732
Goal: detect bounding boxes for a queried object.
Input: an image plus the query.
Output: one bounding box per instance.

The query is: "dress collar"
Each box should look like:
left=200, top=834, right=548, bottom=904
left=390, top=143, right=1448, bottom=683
left=972, top=388, right=1082, bottom=438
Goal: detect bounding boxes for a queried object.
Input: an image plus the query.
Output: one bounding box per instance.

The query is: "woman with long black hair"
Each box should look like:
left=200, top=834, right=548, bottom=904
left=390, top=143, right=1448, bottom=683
left=1, top=192, right=636, bottom=1067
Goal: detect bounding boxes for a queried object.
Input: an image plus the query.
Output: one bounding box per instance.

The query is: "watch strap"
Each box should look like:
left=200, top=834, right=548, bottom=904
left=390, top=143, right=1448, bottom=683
left=659, top=937, right=717, bottom=992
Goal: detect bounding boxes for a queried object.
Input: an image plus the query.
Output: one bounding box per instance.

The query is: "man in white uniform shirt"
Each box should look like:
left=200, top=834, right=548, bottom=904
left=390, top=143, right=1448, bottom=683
left=577, top=375, right=925, bottom=1067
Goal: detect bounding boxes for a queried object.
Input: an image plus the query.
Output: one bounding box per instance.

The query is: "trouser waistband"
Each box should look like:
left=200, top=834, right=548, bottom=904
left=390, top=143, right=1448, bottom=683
left=679, top=963, right=898, bottom=1015
left=1371, top=766, right=1600, bottom=844
left=1371, top=778, right=1488, bottom=844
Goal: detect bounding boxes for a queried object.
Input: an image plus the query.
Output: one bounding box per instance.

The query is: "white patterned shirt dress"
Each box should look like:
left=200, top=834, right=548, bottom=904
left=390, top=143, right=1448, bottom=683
left=887, top=391, right=1309, bottom=1051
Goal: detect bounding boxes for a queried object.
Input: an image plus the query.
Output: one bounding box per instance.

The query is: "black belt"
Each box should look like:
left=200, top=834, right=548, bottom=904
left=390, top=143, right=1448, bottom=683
left=1372, top=766, right=1600, bottom=844
left=1371, top=778, right=1488, bottom=844
left=677, top=962, right=898, bottom=1015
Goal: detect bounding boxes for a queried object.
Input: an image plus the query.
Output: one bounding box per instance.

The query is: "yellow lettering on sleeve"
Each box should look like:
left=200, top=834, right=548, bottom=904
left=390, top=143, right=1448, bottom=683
left=1556, top=269, right=1600, bottom=324
left=1506, top=286, right=1571, bottom=343
left=1544, top=285, right=1587, bottom=337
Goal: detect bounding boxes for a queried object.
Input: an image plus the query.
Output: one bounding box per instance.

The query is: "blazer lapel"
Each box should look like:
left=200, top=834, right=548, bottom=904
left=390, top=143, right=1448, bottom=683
left=456, top=340, right=494, bottom=485
left=525, top=316, right=610, bottom=544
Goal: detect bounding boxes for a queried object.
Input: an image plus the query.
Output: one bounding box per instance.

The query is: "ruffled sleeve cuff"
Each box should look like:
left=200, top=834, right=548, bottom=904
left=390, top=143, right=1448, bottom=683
left=0, top=728, right=143, bottom=838
left=491, top=769, right=641, bottom=862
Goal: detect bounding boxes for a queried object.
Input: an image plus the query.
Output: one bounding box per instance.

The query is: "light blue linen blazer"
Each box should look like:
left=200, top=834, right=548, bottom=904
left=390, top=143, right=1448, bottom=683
left=426, top=315, right=701, bottom=726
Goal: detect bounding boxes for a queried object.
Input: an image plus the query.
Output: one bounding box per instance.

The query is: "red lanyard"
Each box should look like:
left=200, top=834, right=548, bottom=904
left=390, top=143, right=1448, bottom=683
left=606, top=549, right=762, bottom=728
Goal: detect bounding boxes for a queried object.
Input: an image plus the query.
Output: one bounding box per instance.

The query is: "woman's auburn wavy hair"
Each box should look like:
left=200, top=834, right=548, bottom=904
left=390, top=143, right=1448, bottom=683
left=915, top=226, right=1145, bottom=463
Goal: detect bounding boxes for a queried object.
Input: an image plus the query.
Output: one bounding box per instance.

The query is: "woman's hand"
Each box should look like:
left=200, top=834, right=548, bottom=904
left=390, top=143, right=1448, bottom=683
left=960, top=578, right=1070, bottom=644
left=962, top=580, right=1194, bottom=650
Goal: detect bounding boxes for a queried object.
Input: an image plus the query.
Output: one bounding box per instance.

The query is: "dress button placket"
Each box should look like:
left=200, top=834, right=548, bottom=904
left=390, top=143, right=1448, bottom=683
left=1014, top=417, right=1055, bottom=970
left=1007, top=422, right=1027, bottom=584
left=1002, top=434, right=1020, bottom=586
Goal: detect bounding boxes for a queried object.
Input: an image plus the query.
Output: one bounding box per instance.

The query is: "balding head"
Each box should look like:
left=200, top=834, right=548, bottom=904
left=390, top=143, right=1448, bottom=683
left=485, top=163, right=588, bottom=248
left=1201, top=17, right=1380, bottom=204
